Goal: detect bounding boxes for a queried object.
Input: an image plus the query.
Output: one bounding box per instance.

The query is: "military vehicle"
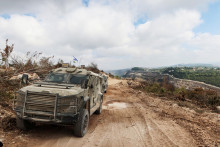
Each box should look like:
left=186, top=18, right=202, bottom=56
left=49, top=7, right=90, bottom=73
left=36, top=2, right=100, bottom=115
left=14, top=66, right=107, bottom=137
left=100, top=74, right=108, bottom=93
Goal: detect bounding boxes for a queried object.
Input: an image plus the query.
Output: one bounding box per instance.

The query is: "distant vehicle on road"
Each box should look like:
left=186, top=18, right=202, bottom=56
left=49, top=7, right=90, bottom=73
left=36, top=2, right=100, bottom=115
left=101, top=74, right=108, bottom=93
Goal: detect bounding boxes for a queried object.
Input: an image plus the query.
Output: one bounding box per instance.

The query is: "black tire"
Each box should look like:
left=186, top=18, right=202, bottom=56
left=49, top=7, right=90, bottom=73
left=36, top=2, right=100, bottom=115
left=95, top=98, right=103, bottom=115
left=74, top=109, right=89, bottom=137
left=16, top=117, right=34, bottom=130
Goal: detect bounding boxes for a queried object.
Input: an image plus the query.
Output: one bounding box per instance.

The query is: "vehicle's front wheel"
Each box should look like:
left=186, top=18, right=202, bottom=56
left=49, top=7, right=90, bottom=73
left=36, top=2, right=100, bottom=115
left=74, top=109, right=89, bottom=137
left=16, top=117, right=34, bottom=130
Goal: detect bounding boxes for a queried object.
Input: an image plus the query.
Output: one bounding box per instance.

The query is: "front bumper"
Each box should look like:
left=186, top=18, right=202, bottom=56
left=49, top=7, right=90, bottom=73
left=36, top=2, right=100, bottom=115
left=16, top=110, right=79, bottom=125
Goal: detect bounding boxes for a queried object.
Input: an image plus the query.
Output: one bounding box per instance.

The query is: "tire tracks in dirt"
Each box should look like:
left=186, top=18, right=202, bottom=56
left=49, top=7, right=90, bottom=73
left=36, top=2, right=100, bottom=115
left=2, top=78, right=219, bottom=147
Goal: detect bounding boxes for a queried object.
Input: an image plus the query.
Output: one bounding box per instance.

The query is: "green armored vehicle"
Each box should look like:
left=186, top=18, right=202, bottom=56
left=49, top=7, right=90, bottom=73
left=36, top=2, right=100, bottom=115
left=14, top=67, right=107, bottom=137
left=100, top=74, right=108, bottom=93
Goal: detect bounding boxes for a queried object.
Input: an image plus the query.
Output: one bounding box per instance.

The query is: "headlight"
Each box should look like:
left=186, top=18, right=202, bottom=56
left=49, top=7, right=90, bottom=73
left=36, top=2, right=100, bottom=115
left=58, top=97, right=78, bottom=113
left=15, top=91, right=25, bottom=109
left=61, top=106, right=77, bottom=113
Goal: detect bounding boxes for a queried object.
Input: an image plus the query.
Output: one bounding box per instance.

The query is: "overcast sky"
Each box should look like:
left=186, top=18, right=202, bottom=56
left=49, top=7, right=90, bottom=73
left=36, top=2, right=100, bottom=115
left=0, top=0, right=220, bottom=70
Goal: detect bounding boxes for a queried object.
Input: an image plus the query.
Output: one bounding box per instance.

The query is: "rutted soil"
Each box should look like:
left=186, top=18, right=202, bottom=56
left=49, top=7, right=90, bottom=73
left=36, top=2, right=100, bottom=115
left=0, top=78, right=219, bottom=147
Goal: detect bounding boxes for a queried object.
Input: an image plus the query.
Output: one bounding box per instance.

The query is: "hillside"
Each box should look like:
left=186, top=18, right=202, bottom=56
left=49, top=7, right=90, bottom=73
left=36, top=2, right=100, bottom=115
left=112, top=66, right=220, bottom=88
left=160, top=67, right=220, bottom=87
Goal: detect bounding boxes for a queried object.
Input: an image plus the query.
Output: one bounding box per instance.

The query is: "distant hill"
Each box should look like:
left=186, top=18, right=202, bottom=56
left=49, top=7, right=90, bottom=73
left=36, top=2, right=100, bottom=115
left=106, top=64, right=219, bottom=77
left=171, top=63, right=217, bottom=68
left=105, top=68, right=131, bottom=77
left=150, top=63, right=218, bottom=69
left=106, top=67, right=150, bottom=77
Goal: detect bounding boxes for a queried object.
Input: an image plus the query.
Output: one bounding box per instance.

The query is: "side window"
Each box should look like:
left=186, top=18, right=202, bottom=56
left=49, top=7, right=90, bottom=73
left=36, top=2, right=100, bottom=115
left=69, top=75, right=88, bottom=84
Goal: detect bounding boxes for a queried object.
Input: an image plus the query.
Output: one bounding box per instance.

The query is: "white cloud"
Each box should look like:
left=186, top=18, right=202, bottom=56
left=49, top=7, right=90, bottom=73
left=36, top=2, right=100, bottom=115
left=0, top=0, right=220, bottom=70
left=133, top=10, right=202, bottom=53
left=90, top=0, right=215, bottom=18
left=188, top=33, right=220, bottom=62
left=0, top=15, right=49, bottom=46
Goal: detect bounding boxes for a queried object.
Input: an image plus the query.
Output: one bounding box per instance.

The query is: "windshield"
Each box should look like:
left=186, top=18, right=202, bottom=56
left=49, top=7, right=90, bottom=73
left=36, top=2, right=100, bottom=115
left=45, top=73, right=68, bottom=83
left=44, top=73, right=88, bottom=85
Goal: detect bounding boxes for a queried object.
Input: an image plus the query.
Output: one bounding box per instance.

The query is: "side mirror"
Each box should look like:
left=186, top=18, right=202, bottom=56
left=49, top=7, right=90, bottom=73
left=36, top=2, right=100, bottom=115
left=81, top=79, right=88, bottom=89
left=21, top=74, right=28, bottom=84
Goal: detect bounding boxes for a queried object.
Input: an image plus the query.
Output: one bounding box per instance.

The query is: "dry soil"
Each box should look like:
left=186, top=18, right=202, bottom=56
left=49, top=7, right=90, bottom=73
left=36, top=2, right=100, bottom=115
left=0, top=78, right=219, bottom=147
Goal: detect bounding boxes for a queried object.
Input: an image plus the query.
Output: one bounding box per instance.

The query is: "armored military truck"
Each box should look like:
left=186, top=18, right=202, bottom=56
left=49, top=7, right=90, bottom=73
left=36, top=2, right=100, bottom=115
left=14, top=67, right=107, bottom=137
left=100, top=74, right=108, bottom=93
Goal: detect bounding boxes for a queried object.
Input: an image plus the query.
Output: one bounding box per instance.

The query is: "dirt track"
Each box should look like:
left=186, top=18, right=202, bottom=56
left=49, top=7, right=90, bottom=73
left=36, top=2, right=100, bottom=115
left=1, top=78, right=220, bottom=146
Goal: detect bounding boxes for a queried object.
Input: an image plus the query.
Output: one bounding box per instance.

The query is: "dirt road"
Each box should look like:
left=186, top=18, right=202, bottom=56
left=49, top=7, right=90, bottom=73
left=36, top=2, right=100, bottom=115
left=1, top=78, right=220, bottom=146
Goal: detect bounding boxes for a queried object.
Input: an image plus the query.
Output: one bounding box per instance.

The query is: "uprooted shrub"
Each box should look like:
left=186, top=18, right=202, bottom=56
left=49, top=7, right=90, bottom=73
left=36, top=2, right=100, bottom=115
left=10, top=51, right=54, bottom=72
left=1, top=116, right=16, bottom=131
left=39, top=56, right=54, bottom=68
left=0, top=50, right=56, bottom=102
left=0, top=39, right=14, bottom=68
left=86, top=62, right=100, bottom=73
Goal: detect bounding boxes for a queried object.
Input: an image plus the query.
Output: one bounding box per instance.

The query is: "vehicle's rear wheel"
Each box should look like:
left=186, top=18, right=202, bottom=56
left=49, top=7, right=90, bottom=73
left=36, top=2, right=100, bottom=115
left=95, top=98, right=103, bottom=114
left=74, top=109, right=89, bottom=137
left=16, top=117, right=34, bottom=130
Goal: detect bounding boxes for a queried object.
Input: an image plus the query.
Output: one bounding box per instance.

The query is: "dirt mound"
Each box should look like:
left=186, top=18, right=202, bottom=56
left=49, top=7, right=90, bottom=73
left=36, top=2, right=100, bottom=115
left=0, top=102, right=16, bottom=132
left=1, top=116, right=16, bottom=131
left=0, top=102, right=9, bottom=108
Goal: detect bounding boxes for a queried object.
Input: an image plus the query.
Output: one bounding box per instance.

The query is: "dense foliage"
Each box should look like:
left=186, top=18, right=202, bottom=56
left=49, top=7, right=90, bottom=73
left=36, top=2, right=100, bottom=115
left=161, top=67, right=220, bottom=87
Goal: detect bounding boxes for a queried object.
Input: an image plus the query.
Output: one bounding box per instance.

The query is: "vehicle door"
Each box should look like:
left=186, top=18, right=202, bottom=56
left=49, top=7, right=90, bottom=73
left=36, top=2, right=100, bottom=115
left=93, top=77, right=101, bottom=106
left=88, top=75, right=96, bottom=108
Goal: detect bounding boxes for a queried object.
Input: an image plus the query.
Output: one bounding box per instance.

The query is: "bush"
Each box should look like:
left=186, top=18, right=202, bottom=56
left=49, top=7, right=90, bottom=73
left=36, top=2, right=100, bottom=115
left=114, top=76, right=121, bottom=79
left=185, top=88, right=220, bottom=109
left=109, top=73, right=114, bottom=78
left=208, top=96, right=220, bottom=106
left=135, top=81, right=220, bottom=111
left=86, top=62, right=100, bottom=73
left=143, top=83, right=168, bottom=97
